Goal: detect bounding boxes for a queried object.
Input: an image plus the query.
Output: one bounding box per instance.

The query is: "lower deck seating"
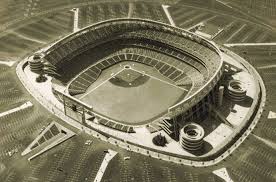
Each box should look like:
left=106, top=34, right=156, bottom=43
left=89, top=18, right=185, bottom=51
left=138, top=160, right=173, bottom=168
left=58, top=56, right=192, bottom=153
left=98, top=118, right=135, bottom=133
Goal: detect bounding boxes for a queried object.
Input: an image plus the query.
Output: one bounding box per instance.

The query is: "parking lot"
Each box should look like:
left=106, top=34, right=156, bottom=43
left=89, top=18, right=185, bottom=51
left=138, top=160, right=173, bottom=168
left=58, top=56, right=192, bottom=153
left=0, top=0, right=276, bottom=182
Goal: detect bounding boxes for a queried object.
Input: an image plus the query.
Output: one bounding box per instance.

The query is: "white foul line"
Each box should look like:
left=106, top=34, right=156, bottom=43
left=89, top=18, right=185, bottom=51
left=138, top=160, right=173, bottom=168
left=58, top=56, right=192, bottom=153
left=79, top=68, right=125, bottom=99
left=80, top=66, right=188, bottom=100
left=130, top=67, right=188, bottom=91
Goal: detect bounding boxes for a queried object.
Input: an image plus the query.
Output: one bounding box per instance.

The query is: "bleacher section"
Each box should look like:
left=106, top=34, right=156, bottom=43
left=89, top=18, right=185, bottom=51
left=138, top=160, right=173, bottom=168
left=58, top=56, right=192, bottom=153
left=123, top=30, right=219, bottom=76
left=146, top=122, right=162, bottom=133
left=97, top=118, right=135, bottom=133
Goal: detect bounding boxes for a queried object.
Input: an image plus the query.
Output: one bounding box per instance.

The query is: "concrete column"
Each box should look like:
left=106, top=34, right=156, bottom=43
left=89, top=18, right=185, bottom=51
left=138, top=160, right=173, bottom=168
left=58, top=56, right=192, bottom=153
left=218, top=86, right=225, bottom=106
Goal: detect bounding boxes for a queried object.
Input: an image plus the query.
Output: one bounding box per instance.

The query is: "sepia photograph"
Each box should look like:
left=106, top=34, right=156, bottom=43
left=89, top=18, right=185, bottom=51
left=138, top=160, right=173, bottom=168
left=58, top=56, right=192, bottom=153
left=0, top=0, right=275, bottom=181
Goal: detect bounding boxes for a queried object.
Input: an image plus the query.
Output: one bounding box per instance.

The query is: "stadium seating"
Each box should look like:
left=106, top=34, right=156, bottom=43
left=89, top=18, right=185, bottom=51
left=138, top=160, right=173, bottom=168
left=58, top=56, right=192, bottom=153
left=97, top=118, right=135, bottom=133
left=44, top=20, right=220, bottom=72
left=122, top=30, right=217, bottom=75
left=66, top=36, right=209, bottom=95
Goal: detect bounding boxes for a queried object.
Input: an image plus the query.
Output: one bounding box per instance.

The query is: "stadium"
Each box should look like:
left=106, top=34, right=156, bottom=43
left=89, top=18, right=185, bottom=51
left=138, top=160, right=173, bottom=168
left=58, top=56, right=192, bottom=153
left=42, top=19, right=223, bottom=128
left=0, top=0, right=275, bottom=182
left=22, top=16, right=260, bottom=160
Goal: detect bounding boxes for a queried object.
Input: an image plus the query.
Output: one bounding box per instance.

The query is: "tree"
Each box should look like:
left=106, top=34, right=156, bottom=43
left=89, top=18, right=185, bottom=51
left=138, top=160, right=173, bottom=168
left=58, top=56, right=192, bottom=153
left=152, top=133, right=167, bottom=147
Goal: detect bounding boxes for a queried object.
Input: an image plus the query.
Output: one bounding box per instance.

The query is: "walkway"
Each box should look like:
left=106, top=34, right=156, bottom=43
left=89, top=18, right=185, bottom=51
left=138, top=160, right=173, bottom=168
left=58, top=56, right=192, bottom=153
left=128, top=2, right=134, bottom=18
left=0, top=101, right=33, bottom=118
left=162, top=5, right=176, bottom=27
left=252, top=134, right=276, bottom=151
left=257, top=65, right=276, bottom=70
left=71, top=8, right=80, bottom=32
left=0, top=61, right=16, bottom=67
left=94, top=149, right=118, bottom=182
left=224, top=43, right=276, bottom=47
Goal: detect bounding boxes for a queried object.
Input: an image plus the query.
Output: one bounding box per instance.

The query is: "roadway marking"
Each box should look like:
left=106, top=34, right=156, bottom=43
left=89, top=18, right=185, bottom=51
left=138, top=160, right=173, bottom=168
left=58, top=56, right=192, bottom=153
left=268, top=111, right=276, bottom=119
left=226, top=24, right=247, bottom=43
left=11, top=31, right=46, bottom=44
left=0, top=101, right=33, bottom=118
left=212, top=28, right=225, bottom=40
left=71, top=8, right=80, bottom=32
left=224, top=43, right=276, bottom=47
left=162, top=5, right=176, bottom=27
left=213, top=167, right=234, bottom=182
left=94, top=149, right=117, bottom=182
left=256, top=31, right=269, bottom=43
left=212, top=21, right=235, bottom=40
left=240, top=29, right=258, bottom=43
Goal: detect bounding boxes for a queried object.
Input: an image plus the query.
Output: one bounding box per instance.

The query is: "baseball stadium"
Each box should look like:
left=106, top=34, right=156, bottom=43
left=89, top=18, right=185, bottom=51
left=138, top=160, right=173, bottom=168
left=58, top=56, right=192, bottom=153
left=0, top=0, right=275, bottom=182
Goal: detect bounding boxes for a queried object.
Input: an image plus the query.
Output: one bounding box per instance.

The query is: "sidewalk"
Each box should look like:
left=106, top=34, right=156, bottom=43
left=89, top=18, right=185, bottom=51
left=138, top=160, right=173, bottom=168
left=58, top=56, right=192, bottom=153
left=94, top=149, right=117, bottom=182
